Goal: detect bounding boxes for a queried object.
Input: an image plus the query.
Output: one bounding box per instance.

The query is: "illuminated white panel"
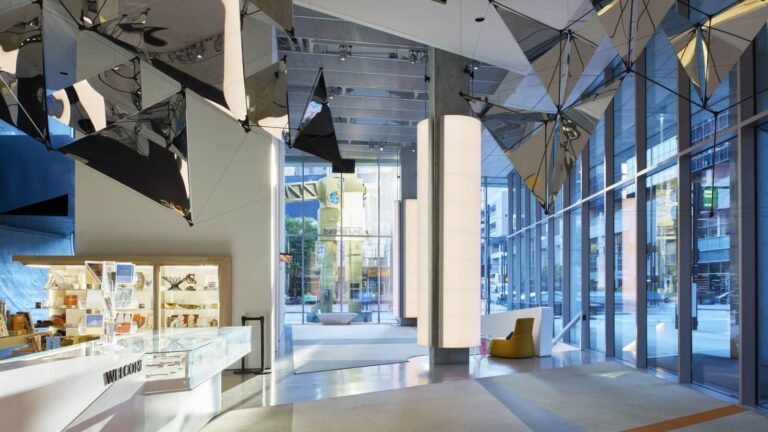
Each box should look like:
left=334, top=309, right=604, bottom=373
left=222, top=0, right=247, bottom=120
left=404, top=198, right=419, bottom=318
left=440, top=115, right=481, bottom=348
left=416, top=119, right=430, bottom=347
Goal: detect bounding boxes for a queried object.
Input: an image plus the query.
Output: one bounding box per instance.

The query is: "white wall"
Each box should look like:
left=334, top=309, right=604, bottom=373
left=75, top=92, right=278, bottom=369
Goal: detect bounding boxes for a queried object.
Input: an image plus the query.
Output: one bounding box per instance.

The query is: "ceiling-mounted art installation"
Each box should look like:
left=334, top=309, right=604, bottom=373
left=71, top=0, right=247, bottom=121
left=591, top=0, right=675, bottom=70
left=291, top=69, right=354, bottom=173
left=666, top=0, right=768, bottom=106
left=0, top=1, right=48, bottom=142
left=249, top=0, right=295, bottom=37
left=464, top=77, right=620, bottom=213
left=476, top=1, right=624, bottom=212
left=48, top=58, right=142, bottom=137
left=245, top=58, right=288, bottom=141
left=59, top=92, right=192, bottom=224
left=493, top=0, right=605, bottom=109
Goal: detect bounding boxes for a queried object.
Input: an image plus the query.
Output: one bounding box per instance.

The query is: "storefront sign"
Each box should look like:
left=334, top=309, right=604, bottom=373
left=103, top=359, right=143, bottom=385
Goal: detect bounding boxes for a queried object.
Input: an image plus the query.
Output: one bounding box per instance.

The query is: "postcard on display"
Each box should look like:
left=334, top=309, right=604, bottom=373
left=115, top=262, right=135, bottom=285
left=102, top=261, right=117, bottom=292
left=85, top=314, right=104, bottom=329
left=114, top=287, right=134, bottom=309
left=85, top=289, right=105, bottom=309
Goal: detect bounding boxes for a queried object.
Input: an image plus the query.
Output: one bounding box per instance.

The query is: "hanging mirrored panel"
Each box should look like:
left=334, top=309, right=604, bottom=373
left=592, top=0, right=674, bottom=68
left=48, top=58, right=142, bottom=138
left=249, top=0, right=294, bottom=35
left=465, top=75, right=621, bottom=211
left=291, top=69, right=348, bottom=172
left=245, top=58, right=288, bottom=141
left=59, top=92, right=191, bottom=223
left=668, top=0, right=768, bottom=105
left=494, top=3, right=604, bottom=108
left=0, top=1, right=47, bottom=142
left=87, top=0, right=246, bottom=120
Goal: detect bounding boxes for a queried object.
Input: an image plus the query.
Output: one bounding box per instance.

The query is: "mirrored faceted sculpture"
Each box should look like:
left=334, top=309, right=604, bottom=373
left=245, top=58, right=288, bottom=141
left=0, top=2, right=48, bottom=142
left=87, top=0, right=247, bottom=120
left=463, top=76, right=621, bottom=212
left=668, top=0, right=768, bottom=105
left=249, top=0, right=294, bottom=35
left=493, top=1, right=605, bottom=108
left=291, top=69, right=350, bottom=172
left=59, top=92, right=192, bottom=223
left=48, top=58, right=142, bottom=138
left=591, top=0, right=674, bottom=69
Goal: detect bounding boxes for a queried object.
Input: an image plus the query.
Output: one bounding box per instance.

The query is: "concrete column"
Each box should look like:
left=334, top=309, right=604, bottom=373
left=427, top=48, right=472, bottom=364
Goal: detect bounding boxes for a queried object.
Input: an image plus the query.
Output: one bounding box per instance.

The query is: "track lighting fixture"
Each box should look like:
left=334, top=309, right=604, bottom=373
left=339, top=45, right=350, bottom=61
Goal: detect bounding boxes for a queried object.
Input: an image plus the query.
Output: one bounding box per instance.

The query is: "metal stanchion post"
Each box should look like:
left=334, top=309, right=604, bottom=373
left=234, top=315, right=271, bottom=375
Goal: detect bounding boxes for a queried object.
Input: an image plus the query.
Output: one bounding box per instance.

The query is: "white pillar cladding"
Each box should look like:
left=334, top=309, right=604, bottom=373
left=403, top=198, right=419, bottom=319
left=416, top=116, right=482, bottom=349
left=417, top=119, right=431, bottom=347
left=439, top=115, right=482, bottom=348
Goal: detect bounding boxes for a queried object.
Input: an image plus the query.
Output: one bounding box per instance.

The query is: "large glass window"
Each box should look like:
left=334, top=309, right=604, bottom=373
left=589, top=197, right=606, bottom=352
left=554, top=215, right=564, bottom=335
left=645, top=32, right=678, bottom=166
left=691, top=140, right=739, bottom=396
left=569, top=207, right=582, bottom=345
left=614, top=73, right=637, bottom=183
left=758, top=123, right=768, bottom=405
left=646, top=165, right=679, bottom=374
left=283, top=158, right=398, bottom=324
left=483, top=178, right=509, bottom=314
left=615, top=184, right=637, bottom=363
left=589, top=121, right=606, bottom=195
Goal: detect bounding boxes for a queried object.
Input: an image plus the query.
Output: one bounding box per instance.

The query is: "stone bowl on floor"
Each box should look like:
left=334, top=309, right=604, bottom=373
left=318, top=312, right=357, bottom=325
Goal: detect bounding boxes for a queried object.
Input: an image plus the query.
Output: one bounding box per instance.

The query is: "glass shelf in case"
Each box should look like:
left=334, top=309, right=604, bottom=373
left=159, top=265, right=221, bottom=329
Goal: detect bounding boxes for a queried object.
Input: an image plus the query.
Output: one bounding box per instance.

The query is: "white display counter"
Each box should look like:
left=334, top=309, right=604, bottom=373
left=0, top=327, right=250, bottom=431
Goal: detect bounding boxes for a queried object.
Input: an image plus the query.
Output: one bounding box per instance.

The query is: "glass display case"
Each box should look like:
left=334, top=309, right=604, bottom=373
left=159, top=265, right=221, bottom=329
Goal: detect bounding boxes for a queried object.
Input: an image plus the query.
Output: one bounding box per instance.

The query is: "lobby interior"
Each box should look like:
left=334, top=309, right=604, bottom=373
left=4, top=0, right=768, bottom=431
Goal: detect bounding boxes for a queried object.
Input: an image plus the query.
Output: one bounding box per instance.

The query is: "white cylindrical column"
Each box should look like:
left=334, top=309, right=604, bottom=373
left=416, top=119, right=431, bottom=347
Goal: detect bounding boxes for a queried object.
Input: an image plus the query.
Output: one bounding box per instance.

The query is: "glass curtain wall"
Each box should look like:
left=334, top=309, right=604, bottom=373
left=482, top=178, right=509, bottom=314
left=615, top=184, right=637, bottom=363
left=283, top=157, right=398, bottom=324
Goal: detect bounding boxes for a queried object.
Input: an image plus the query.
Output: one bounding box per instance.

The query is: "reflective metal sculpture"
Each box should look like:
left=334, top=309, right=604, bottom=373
left=48, top=58, right=142, bottom=137
left=249, top=0, right=294, bottom=36
left=0, top=2, right=48, bottom=142
left=668, top=0, right=768, bottom=105
left=591, top=0, right=674, bottom=69
left=59, top=92, right=192, bottom=223
left=75, top=0, right=247, bottom=120
left=463, top=77, right=621, bottom=212
left=493, top=1, right=605, bottom=108
left=245, top=58, right=288, bottom=141
left=291, top=69, right=350, bottom=172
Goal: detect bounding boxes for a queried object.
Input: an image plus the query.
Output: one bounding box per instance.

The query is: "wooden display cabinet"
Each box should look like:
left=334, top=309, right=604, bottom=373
left=12, top=256, right=232, bottom=332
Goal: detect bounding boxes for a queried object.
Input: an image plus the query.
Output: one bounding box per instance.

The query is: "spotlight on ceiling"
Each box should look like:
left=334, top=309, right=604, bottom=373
left=473, top=60, right=480, bottom=70
left=339, top=45, right=350, bottom=61
left=379, top=145, right=385, bottom=152
left=369, top=142, right=374, bottom=150
left=409, top=50, right=417, bottom=64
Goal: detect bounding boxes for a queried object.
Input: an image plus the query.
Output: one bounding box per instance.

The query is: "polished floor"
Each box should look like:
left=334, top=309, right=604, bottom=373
left=210, top=326, right=768, bottom=431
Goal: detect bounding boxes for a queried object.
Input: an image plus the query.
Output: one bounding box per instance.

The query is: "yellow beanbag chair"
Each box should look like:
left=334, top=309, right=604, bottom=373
left=488, top=317, right=536, bottom=359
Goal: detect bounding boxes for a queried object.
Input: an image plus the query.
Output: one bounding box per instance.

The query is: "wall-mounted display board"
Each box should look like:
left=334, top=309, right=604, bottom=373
left=12, top=256, right=232, bottom=340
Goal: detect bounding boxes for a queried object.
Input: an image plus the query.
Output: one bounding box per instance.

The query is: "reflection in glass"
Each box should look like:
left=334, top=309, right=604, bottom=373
left=645, top=33, right=678, bottom=166
left=589, top=197, right=605, bottom=352
left=757, top=124, right=768, bottom=405
left=0, top=2, right=47, bottom=141
left=59, top=93, right=191, bottom=222
left=691, top=140, right=739, bottom=396
left=615, top=184, right=637, bottom=363
left=569, top=207, right=582, bottom=345
left=614, top=73, right=636, bottom=182
left=554, top=215, right=564, bottom=335
left=646, top=165, right=678, bottom=373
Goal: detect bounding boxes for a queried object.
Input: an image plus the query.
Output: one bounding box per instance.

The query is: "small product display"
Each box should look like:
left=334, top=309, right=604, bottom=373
left=160, top=265, right=221, bottom=329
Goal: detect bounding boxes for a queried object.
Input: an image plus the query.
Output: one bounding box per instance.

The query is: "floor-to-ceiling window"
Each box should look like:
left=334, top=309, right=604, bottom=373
left=646, top=165, right=679, bottom=373
left=283, top=157, right=399, bottom=324
left=482, top=177, right=509, bottom=314
left=615, top=184, right=637, bottom=363
left=589, top=197, right=606, bottom=352
left=569, top=206, right=582, bottom=346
